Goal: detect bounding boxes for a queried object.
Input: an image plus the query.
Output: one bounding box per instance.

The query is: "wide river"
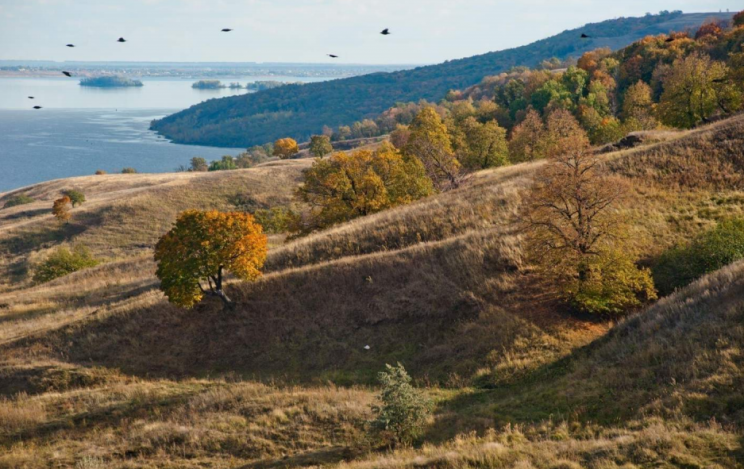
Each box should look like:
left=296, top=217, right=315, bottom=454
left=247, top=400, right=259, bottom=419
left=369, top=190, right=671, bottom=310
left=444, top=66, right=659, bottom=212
left=0, top=76, right=328, bottom=193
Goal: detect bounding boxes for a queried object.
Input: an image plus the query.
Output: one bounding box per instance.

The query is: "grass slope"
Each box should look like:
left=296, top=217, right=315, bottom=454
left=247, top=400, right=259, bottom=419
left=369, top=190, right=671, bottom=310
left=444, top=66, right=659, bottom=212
left=2, top=116, right=744, bottom=467
left=150, top=12, right=732, bottom=148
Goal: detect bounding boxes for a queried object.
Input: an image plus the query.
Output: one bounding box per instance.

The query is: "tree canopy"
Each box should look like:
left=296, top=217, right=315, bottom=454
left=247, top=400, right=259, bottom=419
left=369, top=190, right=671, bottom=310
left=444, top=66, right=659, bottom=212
left=154, top=210, right=268, bottom=309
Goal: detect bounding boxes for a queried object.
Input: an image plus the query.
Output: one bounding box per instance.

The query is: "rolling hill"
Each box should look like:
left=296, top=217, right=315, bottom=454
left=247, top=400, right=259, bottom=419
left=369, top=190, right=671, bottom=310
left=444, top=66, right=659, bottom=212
left=150, top=11, right=732, bottom=148
left=3, top=114, right=744, bottom=467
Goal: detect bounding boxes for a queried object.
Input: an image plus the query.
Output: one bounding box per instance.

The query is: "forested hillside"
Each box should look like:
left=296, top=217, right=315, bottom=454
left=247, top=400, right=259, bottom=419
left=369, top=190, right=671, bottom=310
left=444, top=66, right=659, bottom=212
left=150, top=11, right=731, bottom=147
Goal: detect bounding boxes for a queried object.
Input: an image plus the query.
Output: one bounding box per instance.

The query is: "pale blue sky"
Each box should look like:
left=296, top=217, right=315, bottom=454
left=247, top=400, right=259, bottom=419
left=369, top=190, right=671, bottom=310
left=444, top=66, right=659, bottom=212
left=0, top=0, right=740, bottom=64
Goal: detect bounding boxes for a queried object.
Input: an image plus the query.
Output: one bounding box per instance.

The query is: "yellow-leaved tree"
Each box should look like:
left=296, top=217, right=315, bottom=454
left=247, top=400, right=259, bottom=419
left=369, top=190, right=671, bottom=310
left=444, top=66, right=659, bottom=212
left=296, top=143, right=433, bottom=232
left=154, top=210, right=267, bottom=309
left=273, top=138, right=299, bottom=159
left=404, top=107, right=461, bottom=190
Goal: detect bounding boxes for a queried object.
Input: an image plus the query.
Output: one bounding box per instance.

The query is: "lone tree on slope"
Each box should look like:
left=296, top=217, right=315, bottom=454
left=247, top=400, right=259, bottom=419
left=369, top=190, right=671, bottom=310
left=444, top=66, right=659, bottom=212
left=154, top=210, right=267, bottom=309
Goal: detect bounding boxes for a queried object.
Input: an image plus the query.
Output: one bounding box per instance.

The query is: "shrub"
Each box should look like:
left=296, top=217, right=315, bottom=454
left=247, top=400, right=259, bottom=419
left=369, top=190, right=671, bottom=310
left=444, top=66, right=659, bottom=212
left=253, top=207, right=300, bottom=234
left=121, top=167, right=137, bottom=174
left=190, top=157, right=208, bottom=172
left=654, top=218, right=744, bottom=295
left=33, top=245, right=99, bottom=283
left=209, top=155, right=238, bottom=171
left=568, top=249, right=657, bottom=315
left=3, top=194, right=34, bottom=209
left=62, top=190, right=86, bottom=207
left=95, top=169, right=107, bottom=175
left=370, top=363, right=432, bottom=447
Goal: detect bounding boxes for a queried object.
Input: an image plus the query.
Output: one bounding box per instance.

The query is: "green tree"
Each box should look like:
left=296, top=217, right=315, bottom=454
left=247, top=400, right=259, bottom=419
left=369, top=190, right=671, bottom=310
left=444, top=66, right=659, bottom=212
left=190, top=157, right=208, bottom=172
left=33, top=245, right=99, bottom=283
left=154, top=210, right=268, bottom=309
left=405, top=107, right=461, bottom=190
left=62, top=190, right=86, bottom=207
left=309, top=135, right=333, bottom=158
left=370, top=363, right=432, bottom=447
left=658, top=52, right=740, bottom=128
left=452, top=117, right=509, bottom=170
left=209, top=156, right=238, bottom=171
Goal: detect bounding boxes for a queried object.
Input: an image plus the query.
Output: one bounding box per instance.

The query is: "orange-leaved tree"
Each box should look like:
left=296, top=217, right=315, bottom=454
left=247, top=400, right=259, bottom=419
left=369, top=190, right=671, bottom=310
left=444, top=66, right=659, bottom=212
left=52, top=196, right=72, bottom=223
left=273, top=138, right=299, bottom=159
left=154, top=210, right=267, bottom=309
left=523, top=116, right=656, bottom=315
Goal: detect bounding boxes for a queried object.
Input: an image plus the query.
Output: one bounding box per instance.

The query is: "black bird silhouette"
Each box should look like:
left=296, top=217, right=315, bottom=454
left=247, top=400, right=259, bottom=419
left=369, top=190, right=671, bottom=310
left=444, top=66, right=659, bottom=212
left=62, top=71, right=72, bottom=77
left=66, top=44, right=75, bottom=47
left=28, top=96, right=34, bottom=99
left=328, top=54, right=339, bottom=58
left=712, top=78, right=727, bottom=83
left=665, top=37, right=675, bottom=42
left=581, top=33, right=590, bottom=39
left=117, top=37, right=126, bottom=43
left=33, top=106, right=42, bottom=109
left=381, top=28, right=391, bottom=35
left=221, top=28, right=232, bottom=32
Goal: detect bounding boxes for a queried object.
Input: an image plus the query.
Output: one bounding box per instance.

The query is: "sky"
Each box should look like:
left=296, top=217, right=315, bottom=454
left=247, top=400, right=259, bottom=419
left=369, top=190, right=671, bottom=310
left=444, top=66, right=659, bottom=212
left=0, top=0, right=740, bottom=65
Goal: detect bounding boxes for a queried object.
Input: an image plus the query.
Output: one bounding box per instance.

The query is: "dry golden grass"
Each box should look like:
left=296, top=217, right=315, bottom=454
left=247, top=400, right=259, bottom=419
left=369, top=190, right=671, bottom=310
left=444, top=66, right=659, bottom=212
left=2, top=116, right=744, bottom=467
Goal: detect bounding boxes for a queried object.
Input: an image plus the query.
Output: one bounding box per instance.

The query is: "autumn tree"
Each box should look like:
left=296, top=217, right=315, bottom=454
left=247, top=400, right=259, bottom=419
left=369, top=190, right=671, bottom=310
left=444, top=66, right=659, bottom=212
left=508, top=109, right=546, bottom=162
left=309, top=135, right=333, bottom=158
left=404, top=107, right=460, bottom=190
left=451, top=117, right=509, bottom=170
left=524, top=120, right=655, bottom=315
left=154, top=210, right=267, bottom=309
left=621, top=80, right=657, bottom=129
left=390, top=124, right=411, bottom=149
left=296, top=143, right=433, bottom=232
left=658, top=52, right=740, bottom=128
left=734, top=10, right=744, bottom=28
left=190, top=157, right=208, bottom=172
left=52, top=196, right=72, bottom=223
left=273, top=138, right=299, bottom=159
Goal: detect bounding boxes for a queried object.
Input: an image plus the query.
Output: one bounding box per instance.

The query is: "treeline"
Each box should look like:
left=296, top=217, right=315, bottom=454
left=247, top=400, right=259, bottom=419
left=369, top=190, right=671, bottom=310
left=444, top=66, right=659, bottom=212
left=150, top=11, right=721, bottom=147
left=322, top=18, right=744, bottom=150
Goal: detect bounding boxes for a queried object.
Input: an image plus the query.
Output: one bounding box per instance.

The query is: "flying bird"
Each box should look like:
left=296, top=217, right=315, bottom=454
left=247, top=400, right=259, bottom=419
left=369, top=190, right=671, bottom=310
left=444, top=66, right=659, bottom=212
left=381, top=28, right=391, bottom=35
left=66, top=44, right=75, bottom=47
left=581, top=33, right=590, bottom=39
left=364, top=345, right=371, bottom=350
left=28, top=96, right=34, bottom=99
left=712, top=78, right=727, bottom=83
left=62, top=71, right=72, bottom=77
left=328, top=54, right=339, bottom=58
left=33, top=106, right=42, bottom=109
left=665, top=37, right=675, bottom=43
left=117, top=37, right=126, bottom=43
left=221, top=28, right=232, bottom=32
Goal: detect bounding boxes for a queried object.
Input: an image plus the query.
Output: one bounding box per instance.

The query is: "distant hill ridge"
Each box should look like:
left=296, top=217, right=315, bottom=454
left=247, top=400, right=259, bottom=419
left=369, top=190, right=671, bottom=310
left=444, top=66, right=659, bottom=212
left=150, top=11, right=732, bottom=148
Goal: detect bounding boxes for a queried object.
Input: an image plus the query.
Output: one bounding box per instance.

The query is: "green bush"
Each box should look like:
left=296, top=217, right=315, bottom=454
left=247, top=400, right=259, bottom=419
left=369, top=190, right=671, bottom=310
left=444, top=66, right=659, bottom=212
left=3, top=194, right=34, bottom=209
left=33, top=245, right=99, bottom=284
left=654, top=218, right=744, bottom=295
left=370, top=363, right=431, bottom=447
left=63, top=190, right=86, bottom=207
left=253, top=207, right=300, bottom=234
left=121, top=167, right=137, bottom=174
left=208, top=155, right=237, bottom=171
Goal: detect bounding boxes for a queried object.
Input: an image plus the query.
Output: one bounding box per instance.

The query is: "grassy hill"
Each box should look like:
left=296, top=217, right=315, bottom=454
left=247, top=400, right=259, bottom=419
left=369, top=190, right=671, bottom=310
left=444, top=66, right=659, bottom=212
left=150, top=11, right=732, bottom=148
left=2, top=115, right=744, bottom=467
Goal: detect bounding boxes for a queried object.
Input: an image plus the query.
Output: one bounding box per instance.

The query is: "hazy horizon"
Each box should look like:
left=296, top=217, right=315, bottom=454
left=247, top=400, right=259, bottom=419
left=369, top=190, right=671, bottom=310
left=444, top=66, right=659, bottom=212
left=1, top=0, right=740, bottom=65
